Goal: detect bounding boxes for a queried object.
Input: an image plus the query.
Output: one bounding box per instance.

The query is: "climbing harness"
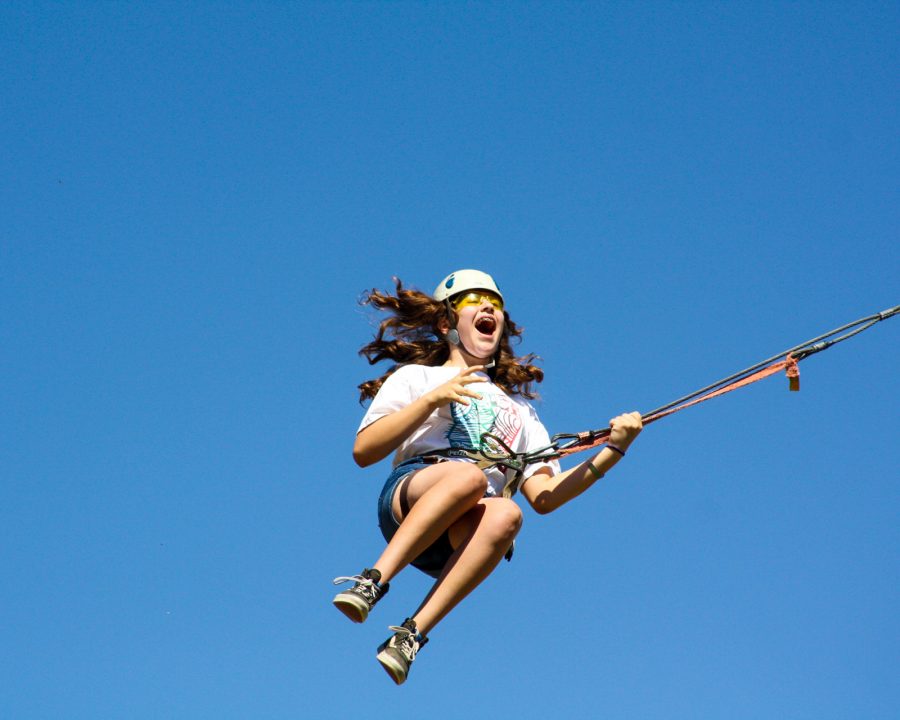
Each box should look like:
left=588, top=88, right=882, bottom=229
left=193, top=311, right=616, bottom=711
left=429, top=304, right=899, bottom=497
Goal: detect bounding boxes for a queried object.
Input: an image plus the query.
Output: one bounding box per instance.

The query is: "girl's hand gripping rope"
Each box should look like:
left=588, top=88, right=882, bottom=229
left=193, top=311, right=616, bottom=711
left=422, top=365, right=486, bottom=408
left=608, top=411, right=643, bottom=454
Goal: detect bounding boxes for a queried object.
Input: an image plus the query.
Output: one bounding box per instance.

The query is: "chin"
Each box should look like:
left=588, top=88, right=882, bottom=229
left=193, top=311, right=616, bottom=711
left=475, top=342, right=501, bottom=359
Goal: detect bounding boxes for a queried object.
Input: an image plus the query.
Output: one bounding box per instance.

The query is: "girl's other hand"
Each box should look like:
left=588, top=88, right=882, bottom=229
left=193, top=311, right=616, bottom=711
left=423, top=365, right=486, bottom=408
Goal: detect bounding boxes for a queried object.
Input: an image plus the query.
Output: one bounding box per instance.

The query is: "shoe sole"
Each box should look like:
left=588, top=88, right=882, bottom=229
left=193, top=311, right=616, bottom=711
left=376, top=646, right=407, bottom=685
left=332, top=594, right=368, bottom=623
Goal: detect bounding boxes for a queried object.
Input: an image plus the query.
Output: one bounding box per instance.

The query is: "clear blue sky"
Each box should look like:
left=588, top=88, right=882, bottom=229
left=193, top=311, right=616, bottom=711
left=2, top=2, right=898, bottom=718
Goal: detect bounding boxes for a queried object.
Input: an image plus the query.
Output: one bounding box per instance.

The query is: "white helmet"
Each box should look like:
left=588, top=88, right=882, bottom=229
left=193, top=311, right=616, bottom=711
left=433, top=269, right=503, bottom=303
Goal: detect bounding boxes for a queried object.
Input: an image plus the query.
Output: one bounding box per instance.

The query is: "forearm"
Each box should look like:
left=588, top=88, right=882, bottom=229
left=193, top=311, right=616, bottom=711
left=522, top=446, right=626, bottom=514
left=523, top=410, right=642, bottom=513
left=352, top=395, right=439, bottom=467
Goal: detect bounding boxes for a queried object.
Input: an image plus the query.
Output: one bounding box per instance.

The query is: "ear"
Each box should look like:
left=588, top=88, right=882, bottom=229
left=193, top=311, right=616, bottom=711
left=436, top=317, right=450, bottom=336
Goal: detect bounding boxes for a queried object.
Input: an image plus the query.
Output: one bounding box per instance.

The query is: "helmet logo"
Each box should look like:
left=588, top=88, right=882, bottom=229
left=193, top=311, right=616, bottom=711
left=445, top=275, right=455, bottom=290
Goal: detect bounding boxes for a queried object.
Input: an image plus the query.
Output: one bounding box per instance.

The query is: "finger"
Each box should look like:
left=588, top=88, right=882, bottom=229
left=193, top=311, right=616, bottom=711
left=459, top=374, right=487, bottom=385
left=460, top=365, right=486, bottom=376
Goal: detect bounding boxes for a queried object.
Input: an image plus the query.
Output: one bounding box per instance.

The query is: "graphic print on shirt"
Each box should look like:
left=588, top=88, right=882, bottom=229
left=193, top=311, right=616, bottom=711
left=446, top=390, right=523, bottom=453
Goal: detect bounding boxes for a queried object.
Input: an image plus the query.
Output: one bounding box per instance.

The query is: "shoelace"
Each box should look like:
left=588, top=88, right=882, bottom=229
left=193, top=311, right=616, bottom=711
left=332, top=575, right=378, bottom=598
left=386, top=625, right=420, bottom=661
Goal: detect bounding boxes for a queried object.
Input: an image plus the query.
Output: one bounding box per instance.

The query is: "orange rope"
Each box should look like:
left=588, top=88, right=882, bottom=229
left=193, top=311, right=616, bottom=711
left=643, top=355, right=799, bottom=425
left=557, top=356, right=800, bottom=458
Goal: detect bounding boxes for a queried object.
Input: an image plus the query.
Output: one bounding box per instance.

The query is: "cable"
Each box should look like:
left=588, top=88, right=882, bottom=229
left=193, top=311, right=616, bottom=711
left=515, top=303, right=899, bottom=468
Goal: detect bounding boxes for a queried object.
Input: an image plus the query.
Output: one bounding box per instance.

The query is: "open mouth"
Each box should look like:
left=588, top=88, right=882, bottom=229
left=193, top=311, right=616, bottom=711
left=474, top=316, right=497, bottom=336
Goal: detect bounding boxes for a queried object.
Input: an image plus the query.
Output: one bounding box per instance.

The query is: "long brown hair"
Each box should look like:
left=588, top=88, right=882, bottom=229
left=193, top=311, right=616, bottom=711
left=357, top=277, right=544, bottom=402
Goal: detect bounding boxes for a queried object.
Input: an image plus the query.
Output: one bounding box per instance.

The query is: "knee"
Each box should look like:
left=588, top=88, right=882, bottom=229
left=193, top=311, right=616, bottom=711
left=485, top=499, right=523, bottom=545
left=446, top=462, right=489, bottom=501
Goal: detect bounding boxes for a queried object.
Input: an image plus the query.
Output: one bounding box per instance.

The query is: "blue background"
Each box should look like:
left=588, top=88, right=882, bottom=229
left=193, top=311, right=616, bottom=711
left=2, top=2, right=898, bottom=718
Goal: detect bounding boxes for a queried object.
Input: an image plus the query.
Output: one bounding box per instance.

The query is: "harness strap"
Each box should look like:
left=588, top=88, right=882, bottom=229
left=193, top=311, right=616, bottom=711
left=406, top=442, right=528, bottom=499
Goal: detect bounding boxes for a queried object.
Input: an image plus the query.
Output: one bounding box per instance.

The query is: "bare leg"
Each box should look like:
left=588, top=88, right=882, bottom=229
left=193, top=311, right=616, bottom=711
left=372, top=462, right=488, bottom=583
left=411, top=497, right=522, bottom=636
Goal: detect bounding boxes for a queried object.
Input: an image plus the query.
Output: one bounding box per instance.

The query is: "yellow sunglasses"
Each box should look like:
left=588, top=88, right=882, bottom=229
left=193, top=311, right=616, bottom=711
left=451, top=291, right=504, bottom=311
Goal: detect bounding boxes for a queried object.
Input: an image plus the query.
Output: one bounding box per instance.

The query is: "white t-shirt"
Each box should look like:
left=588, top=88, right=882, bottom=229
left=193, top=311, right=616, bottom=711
left=358, top=364, right=560, bottom=497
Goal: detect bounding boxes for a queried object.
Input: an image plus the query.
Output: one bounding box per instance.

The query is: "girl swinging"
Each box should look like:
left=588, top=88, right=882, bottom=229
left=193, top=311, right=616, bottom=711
left=333, top=269, right=642, bottom=685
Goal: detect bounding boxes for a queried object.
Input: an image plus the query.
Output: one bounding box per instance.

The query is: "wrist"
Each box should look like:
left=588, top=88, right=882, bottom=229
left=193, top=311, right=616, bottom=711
left=420, top=390, right=442, bottom=411
left=608, top=434, right=636, bottom=453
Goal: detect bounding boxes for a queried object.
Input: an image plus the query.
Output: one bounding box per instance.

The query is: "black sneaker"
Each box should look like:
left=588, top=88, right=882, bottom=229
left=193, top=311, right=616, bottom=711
left=376, top=618, right=428, bottom=685
left=332, top=568, right=389, bottom=623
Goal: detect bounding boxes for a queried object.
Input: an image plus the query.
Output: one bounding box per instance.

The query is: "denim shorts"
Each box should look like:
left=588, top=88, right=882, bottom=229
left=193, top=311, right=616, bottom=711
left=377, top=457, right=458, bottom=579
